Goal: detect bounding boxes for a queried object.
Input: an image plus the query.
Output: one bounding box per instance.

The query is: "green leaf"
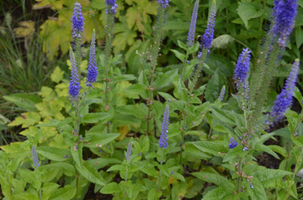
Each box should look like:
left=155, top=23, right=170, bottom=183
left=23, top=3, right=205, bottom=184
left=238, top=2, right=264, bottom=29
left=177, top=40, right=188, bottom=50
left=139, top=161, right=158, bottom=177
left=84, top=133, right=120, bottom=148
left=8, top=112, right=41, bottom=128
left=113, top=113, right=141, bottom=124
left=170, top=49, right=186, bottom=62
left=211, top=35, right=235, bottom=49
left=244, top=179, right=267, bottom=200
left=148, top=188, right=162, bottom=200
left=255, top=144, right=280, bottom=159
left=116, top=104, right=148, bottom=118
left=192, top=141, right=227, bottom=157
left=36, top=146, right=70, bottom=161
left=71, top=142, right=83, bottom=168
left=76, top=161, right=106, bottom=186
left=100, top=182, right=122, bottom=194
left=223, top=146, right=249, bottom=162
left=268, top=145, right=288, bottom=158
left=50, top=66, right=64, bottom=83
left=202, top=186, right=235, bottom=200
left=82, top=113, right=112, bottom=123
left=153, top=69, right=178, bottom=89
left=251, top=169, right=293, bottom=187
left=3, top=93, right=41, bottom=111
left=294, top=87, right=303, bottom=107
left=184, top=142, right=212, bottom=160
left=295, top=27, right=303, bottom=48
left=42, top=183, right=60, bottom=200
left=210, top=106, right=235, bottom=125
left=49, top=185, right=76, bottom=200
left=205, top=70, right=227, bottom=103
left=187, top=42, right=199, bottom=54
left=192, top=171, right=235, bottom=190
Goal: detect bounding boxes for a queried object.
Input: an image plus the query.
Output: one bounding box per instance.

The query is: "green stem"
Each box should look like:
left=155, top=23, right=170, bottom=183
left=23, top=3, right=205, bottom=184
left=237, top=158, right=243, bottom=193
left=158, top=152, right=164, bottom=191
left=253, top=0, right=267, bottom=69
left=123, top=165, right=129, bottom=200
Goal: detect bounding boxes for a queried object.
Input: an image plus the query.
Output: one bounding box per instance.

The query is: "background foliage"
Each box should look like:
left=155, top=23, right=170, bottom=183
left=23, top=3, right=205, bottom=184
left=0, top=0, right=303, bottom=199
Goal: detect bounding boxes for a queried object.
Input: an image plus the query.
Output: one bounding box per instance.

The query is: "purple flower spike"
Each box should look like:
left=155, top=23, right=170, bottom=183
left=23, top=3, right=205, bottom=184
left=86, top=30, right=97, bottom=87
left=202, top=3, right=216, bottom=49
left=219, top=85, right=226, bottom=102
left=105, top=0, right=118, bottom=15
left=233, top=48, right=251, bottom=89
left=72, top=3, right=84, bottom=39
left=32, top=146, right=39, bottom=169
left=69, top=49, right=80, bottom=98
left=158, top=0, right=170, bottom=9
left=126, top=141, right=133, bottom=163
left=269, top=59, right=300, bottom=122
left=187, top=0, right=199, bottom=46
left=271, top=0, right=298, bottom=47
left=229, top=137, right=237, bottom=149
left=159, top=105, right=169, bottom=148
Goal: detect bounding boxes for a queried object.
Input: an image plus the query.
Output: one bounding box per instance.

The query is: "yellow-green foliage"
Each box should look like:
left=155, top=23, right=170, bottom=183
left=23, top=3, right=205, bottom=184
left=35, top=0, right=158, bottom=60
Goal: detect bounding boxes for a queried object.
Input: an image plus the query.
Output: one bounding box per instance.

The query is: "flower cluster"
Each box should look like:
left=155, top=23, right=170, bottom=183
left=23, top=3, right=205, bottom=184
left=69, top=48, right=80, bottom=98
left=159, top=105, right=169, bottom=148
left=32, top=146, right=39, bottom=169
left=218, top=85, right=226, bottom=102
left=86, top=30, right=97, bottom=87
left=202, top=3, right=216, bottom=49
left=229, top=137, right=237, bottom=149
left=269, top=59, right=300, bottom=122
left=187, top=0, right=199, bottom=46
left=271, top=0, right=298, bottom=47
left=72, top=2, right=84, bottom=39
left=105, top=0, right=118, bottom=15
left=233, top=48, right=251, bottom=90
left=158, top=0, right=170, bottom=9
left=126, top=141, right=133, bottom=163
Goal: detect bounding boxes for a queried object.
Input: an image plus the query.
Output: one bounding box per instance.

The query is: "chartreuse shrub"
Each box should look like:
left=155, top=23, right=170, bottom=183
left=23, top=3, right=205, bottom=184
left=1, top=0, right=303, bottom=200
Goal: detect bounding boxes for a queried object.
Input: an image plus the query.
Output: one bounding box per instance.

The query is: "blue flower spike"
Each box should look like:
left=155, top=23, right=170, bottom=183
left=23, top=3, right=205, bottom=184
left=159, top=105, right=169, bottom=148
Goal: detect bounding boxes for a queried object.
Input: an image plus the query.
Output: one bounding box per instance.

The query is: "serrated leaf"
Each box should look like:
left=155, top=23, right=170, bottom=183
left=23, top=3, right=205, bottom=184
left=212, top=34, right=235, bottom=49
left=205, top=70, right=227, bottom=103
left=295, top=27, right=303, bottom=48
left=50, top=66, right=64, bottom=83
left=192, top=172, right=235, bottom=190
left=153, top=69, right=178, bottom=88
left=82, top=113, right=112, bottom=123
left=223, top=146, right=248, bottom=162
left=76, top=161, right=106, bottom=186
left=209, top=106, right=235, bottom=125
left=202, top=186, right=235, bottom=200
left=71, top=142, right=83, bottom=168
left=37, top=146, right=70, bottom=161
left=148, top=188, right=162, bottom=200
left=100, top=182, right=122, bottom=194
left=3, top=93, right=41, bottom=112
left=84, top=133, right=120, bottom=148
left=49, top=185, right=76, bottom=200
left=192, top=141, right=227, bottom=156
left=251, top=169, right=293, bottom=187
left=8, top=112, right=40, bottom=128
left=238, top=2, right=264, bottom=28
left=170, top=49, right=186, bottom=62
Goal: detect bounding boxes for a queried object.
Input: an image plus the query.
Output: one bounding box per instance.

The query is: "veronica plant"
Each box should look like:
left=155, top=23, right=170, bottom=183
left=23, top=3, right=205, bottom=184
left=103, top=0, right=118, bottom=114
left=144, top=0, right=170, bottom=135
left=157, top=105, right=169, bottom=190
left=249, top=0, right=298, bottom=133
left=268, top=59, right=300, bottom=123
